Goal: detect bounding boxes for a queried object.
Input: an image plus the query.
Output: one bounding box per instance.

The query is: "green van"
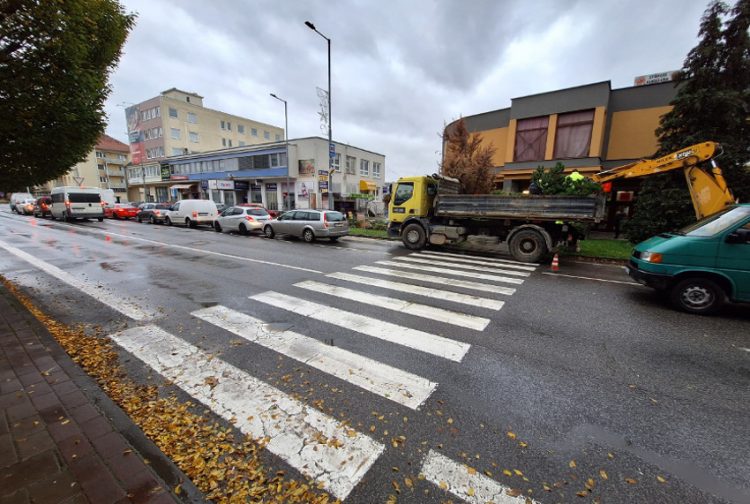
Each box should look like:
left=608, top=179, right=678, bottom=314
left=627, top=205, right=750, bottom=314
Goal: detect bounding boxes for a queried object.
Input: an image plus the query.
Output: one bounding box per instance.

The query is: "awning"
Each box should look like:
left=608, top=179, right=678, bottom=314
left=359, top=180, right=377, bottom=192
left=170, top=184, right=195, bottom=190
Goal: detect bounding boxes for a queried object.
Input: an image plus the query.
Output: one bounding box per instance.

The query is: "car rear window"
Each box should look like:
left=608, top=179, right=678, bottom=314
left=247, top=209, right=268, bottom=216
left=325, top=211, right=346, bottom=222
left=69, top=193, right=101, bottom=203
left=156, top=204, right=170, bottom=209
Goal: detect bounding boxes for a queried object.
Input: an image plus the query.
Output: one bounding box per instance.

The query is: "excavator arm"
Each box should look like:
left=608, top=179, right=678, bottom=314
left=592, top=141, right=736, bottom=220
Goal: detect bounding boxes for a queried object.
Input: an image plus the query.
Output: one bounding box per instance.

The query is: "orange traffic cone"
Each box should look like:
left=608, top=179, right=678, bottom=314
left=551, top=253, right=560, bottom=272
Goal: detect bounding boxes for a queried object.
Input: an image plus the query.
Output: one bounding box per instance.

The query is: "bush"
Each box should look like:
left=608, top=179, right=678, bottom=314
left=531, top=163, right=602, bottom=196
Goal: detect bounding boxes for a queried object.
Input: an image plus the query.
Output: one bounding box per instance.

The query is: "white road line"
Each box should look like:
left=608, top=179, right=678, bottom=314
left=327, top=271, right=505, bottom=310
left=191, top=305, right=437, bottom=409
left=420, top=250, right=540, bottom=267
left=353, top=266, right=517, bottom=296
left=393, top=256, right=530, bottom=277
left=110, top=325, right=383, bottom=500
left=375, top=261, right=524, bottom=285
left=250, top=291, right=471, bottom=362
left=421, top=450, right=540, bottom=504
left=739, top=347, right=750, bottom=353
left=0, top=240, right=153, bottom=321
left=295, top=280, right=491, bottom=331
left=416, top=252, right=537, bottom=271
left=541, top=272, right=641, bottom=285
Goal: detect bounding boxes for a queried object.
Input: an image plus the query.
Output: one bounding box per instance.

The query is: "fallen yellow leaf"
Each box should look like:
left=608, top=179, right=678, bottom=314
left=657, top=475, right=667, bottom=484
left=467, top=487, right=475, bottom=496
left=503, top=469, right=513, bottom=477
left=569, top=460, right=577, bottom=468
left=625, top=478, right=638, bottom=485
left=599, top=469, right=608, bottom=480
left=506, top=431, right=517, bottom=440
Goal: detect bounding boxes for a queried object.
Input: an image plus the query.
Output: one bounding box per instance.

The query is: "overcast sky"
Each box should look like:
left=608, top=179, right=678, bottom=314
left=105, top=0, right=711, bottom=180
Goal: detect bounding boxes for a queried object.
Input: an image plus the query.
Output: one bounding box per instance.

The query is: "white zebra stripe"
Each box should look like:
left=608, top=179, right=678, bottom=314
left=419, top=249, right=540, bottom=267
left=374, top=260, right=524, bottom=285
left=110, top=325, right=383, bottom=500
left=416, top=252, right=537, bottom=271
left=352, top=266, right=517, bottom=296
left=327, top=271, right=505, bottom=310
left=250, top=291, right=471, bottom=362
left=393, top=256, right=530, bottom=277
left=294, top=280, right=491, bottom=331
left=191, top=305, right=436, bottom=409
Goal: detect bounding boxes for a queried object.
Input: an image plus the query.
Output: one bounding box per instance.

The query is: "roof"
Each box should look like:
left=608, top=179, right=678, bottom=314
left=161, top=87, right=204, bottom=99
left=96, top=134, right=129, bottom=152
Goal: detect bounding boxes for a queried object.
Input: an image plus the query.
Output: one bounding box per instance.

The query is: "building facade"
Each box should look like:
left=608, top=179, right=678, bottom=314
left=39, top=135, right=130, bottom=200
left=124, top=88, right=284, bottom=165
left=126, top=137, right=385, bottom=213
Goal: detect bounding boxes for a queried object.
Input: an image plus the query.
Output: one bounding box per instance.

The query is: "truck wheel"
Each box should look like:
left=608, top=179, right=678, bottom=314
left=402, top=223, right=426, bottom=250
left=669, top=277, right=725, bottom=315
left=509, top=229, right=547, bottom=263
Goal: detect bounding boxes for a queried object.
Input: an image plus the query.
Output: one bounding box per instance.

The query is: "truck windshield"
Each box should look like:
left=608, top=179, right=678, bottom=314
left=393, top=183, right=414, bottom=206
left=677, top=206, right=750, bottom=237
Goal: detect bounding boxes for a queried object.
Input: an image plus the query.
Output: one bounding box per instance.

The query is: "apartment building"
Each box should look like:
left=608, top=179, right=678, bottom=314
left=39, top=135, right=130, bottom=200
left=126, top=137, right=385, bottom=213
left=125, top=88, right=284, bottom=165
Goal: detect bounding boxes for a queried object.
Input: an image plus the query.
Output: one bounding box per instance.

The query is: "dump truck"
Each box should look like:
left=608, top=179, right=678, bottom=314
left=386, top=174, right=606, bottom=262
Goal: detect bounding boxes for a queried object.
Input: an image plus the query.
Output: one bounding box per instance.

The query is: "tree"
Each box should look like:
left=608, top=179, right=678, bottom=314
left=625, top=0, right=750, bottom=243
left=0, top=0, right=135, bottom=192
left=441, top=118, right=497, bottom=194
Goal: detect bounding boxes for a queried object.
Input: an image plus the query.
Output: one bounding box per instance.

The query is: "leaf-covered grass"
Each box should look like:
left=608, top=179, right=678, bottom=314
left=349, top=228, right=389, bottom=239
left=571, top=239, right=634, bottom=260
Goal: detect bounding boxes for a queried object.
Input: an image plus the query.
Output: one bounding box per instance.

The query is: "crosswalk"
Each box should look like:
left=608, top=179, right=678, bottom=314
left=109, top=250, right=539, bottom=501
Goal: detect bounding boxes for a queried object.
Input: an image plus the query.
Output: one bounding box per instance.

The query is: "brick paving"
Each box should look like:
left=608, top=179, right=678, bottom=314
left=0, top=285, right=179, bottom=504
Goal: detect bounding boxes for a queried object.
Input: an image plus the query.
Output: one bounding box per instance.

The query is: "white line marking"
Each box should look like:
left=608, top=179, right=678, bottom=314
left=0, top=239, right=153, bottom=321
left=250, top=291, right=471, bottom=362
left=394, top=256, right=530, bottom=277
left=295, top=280, right=491, bottom=331
left=110, top=325, right=383, bottom=500
left=191, top=305, right=437, bottom=409
left=419, top=249, right=540, bottom=267
left=421, top=450, right=540, bottom=504
left=375, top=261, right=524, bottom=285
left=353, top=266, right=517, bottom=296
left=737, top=347, right=750, bottom=353
left=541, top=272, right=641, bottom=285
left=416, top=252, right=537, bottom=271
left=328, top=271, right=505, bottom=310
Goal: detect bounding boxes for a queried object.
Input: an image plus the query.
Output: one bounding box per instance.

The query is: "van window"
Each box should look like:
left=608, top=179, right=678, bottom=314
left=51, top=193, right=64, bottom=203
left=68, top=193, right=101, bottom=203
left=393, top=183, right=414, bottom=206
left=678, top=206, right=750, bottom=237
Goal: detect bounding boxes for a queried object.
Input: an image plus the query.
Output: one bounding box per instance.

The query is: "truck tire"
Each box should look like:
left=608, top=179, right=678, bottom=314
left=669, top=277, right=725, bottom=315
left=509, top=229, right=547, bottom=263
left=402, top=223, right=426, bottom=250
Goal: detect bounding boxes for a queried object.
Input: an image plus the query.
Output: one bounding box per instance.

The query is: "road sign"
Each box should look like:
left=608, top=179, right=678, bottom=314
left=73, top=177, right=84, bottom=186
left=329, top=143, right=336, bottom=158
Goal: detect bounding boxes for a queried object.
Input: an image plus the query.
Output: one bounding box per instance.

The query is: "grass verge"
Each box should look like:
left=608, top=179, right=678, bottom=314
left=349, top=228, right=388, bottom=239
left=570, top=239, right=633, bottom=261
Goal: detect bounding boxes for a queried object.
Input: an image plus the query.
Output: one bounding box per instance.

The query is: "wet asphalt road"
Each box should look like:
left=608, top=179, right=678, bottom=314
left=0, top=208, right=748, bottom=504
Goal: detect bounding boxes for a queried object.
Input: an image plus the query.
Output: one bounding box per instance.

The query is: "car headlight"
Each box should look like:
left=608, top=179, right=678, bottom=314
left=641, top=251, right=663, bottom=263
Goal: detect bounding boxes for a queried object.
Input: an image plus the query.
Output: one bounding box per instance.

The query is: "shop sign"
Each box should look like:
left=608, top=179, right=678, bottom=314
left=266, top=183, right=278, bottom=191
left=207, top=180, right=217, bottom=190
left=160, top=165, right=171, bottom=181
left=200, top=180, right=208, bottom=190
left=216, top=180, right=235, bottom=190
left=170, top=175, right=189, bottom=181
left=234, top=181, right=249, bottom=191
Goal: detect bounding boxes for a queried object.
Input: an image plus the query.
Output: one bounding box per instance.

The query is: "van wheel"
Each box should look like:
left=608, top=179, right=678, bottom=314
left=303, top=228, right=315, bottom=243
left=509, top=229, right=547, bottom=263
left=165, top=216, right=172, bottom=226
left=264, top=225, right=275, bottom=239
left=402, top=223, right=426, bottom=250
left=670, top=277, right=726, bottom=315
left=186, top=218, right=196, bottom=228
left=97, top=217, right=103, bottom=222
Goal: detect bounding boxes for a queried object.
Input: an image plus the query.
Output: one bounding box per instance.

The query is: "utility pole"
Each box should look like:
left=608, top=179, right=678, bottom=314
left=270, top=93, right=290, bottom=210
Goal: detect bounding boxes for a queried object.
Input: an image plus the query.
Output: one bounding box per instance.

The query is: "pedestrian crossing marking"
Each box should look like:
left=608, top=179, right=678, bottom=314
left=374, top=260, right=525, bottom=285
left=191, top=305, right=437, bottom=409
left=353, top=265, right=517, bottom=295
left=250, top=291, right=471, bottom=362
left=295, top=280, right=491, bottom=331
left=419, top=249, right=541, bottom=267
left=393, top=256, right=530, bottom=277
left=327, top=271, right=505, bottom=310
left=110, top=325, right=384, bottom=500
left=416, top=251, right=537, bottom=271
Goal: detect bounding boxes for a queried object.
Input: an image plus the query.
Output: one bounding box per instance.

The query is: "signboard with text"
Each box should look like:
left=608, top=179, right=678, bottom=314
left=216, top=180, right=235, bottom=190
left=160, top=165, right=171, bottom=181
left=634, top=70, right=679, bottom=86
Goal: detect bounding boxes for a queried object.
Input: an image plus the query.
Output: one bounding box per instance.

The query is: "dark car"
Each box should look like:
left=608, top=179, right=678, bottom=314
left=33, top=196, right=52, bottom=217
left=136, top=202, right=172, bottom=224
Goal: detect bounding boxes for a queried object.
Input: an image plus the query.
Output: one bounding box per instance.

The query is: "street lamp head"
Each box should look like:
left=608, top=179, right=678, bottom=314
left=270, top=93, right=277, bottom=99
left=305, top=21, right=316, bottom=30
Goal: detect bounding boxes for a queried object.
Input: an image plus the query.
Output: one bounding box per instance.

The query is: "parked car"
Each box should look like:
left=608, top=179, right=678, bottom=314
left=136, top=203, right=171, bottom=224
left=105, top=203, right=139, bottom=219
left=9, top=192, right=34, bottom=213
left=239, top=203, right=279, bottom=218
left=215, top=203, right=228, bottom=214
left=263, top=209, right=349, bottom=242
left=49, top=186, right=104, bottom=222
left=33, top=196, right=52, bottom=217
left=164, top=199, right=218, bottom=228
left=15, top=197, right=37, bottom=215
left=213, top=206, right=271, bottom=235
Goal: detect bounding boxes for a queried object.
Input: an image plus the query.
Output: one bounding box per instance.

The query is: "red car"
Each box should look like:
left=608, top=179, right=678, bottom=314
left=238, top=203, right=279, bottom=218
left=105, top=203, right=139, bottom=219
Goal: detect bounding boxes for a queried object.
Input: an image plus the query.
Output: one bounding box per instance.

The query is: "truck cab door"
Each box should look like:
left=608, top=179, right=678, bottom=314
left=718, top=219, right=750, bottom=301
left=390, top=182, right=415, bottom=222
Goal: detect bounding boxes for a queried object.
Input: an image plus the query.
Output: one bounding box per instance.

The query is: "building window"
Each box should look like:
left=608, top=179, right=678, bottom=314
left=187, top=112, right=197, bottom=124
left=118, top=154, right=126, bottom=161
left=220, top=120, right=226, bottom=130
left=514, top=116, right=549, bottom=162
left=228, top=139, right=232, bottom=147
left=227, top=121, right=231, bottom=131
left=360, top=159, right=369, bottom=176
left=263, top=130, right=270, bottom=140
left=251, top=128, right=258, bottom=136
left=238, top=124, right=245, bottom=134
left=332, top=153, right=341, bottom=171
left=345, top=156, right=356, bottom=175
left=222, top=138, right=227, bottom=147
left=171, top=148, right=183, bottom=156
left=169, top=107, right=178, bottom=118
left=554, top=109, right=594, bottom=159
left=170, top=128, right=180, bottom=140
left=189, top=131, right=199, bottom=143
left=373, top=162, right=381, bottom=178
left=275, top=134, right=281, bottom=141
left=146, top=146, right=165, bottom=159
left=95, top=151, right=104, bottom=158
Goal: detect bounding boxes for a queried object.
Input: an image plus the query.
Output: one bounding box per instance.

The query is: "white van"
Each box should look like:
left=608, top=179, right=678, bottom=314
left=9, top=192, right=34, bottom=213
left=50, top=186, right=104, bottom=221
left=164, top=199, right=218, bottom=227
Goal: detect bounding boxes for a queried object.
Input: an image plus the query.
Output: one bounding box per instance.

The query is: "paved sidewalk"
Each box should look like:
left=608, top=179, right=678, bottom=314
left=0, top=285, right=182, bottom=504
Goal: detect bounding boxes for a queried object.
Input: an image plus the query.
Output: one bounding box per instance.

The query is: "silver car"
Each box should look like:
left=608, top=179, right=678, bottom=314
left=263, top=209, right=349, bottom=242
left=213, top=206, right=271, bottom=235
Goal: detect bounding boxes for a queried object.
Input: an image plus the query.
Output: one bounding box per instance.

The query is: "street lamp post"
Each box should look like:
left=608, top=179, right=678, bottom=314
left=305, top=21, right=334, bottom=210
left=270, top=93, right=290, bottom=211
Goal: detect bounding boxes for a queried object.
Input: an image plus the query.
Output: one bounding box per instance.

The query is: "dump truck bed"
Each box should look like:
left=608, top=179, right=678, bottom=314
left=434, top=194, right=606, bottom=222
